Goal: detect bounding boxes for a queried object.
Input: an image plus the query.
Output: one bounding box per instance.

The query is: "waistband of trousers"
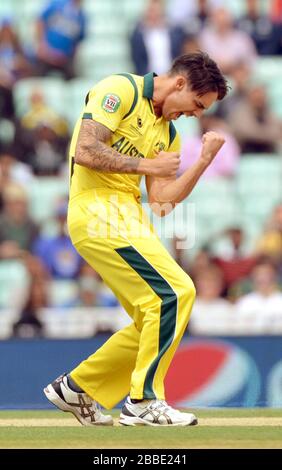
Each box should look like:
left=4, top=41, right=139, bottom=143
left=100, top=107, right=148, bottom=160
left=69, top=187, right=141, bottom=205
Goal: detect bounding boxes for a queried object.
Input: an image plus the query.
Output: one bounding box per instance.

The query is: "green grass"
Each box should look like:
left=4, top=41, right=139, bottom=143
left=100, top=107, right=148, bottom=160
left=0, top=410, right=282, bottom=449
left=1, top=425, right=282, bottom=449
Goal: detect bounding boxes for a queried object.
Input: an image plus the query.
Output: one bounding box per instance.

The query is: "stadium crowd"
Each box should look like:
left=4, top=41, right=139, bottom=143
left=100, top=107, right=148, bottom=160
left=0, top=0, right=282, bottom=338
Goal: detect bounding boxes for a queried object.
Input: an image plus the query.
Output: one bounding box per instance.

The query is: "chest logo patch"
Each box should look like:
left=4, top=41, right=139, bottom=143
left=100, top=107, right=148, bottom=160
left=155, top=141, right=166, bottom=152
left=102, top=94, right=121, bottom=113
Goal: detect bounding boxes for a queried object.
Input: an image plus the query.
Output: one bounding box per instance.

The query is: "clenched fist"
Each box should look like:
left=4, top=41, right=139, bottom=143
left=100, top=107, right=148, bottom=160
left=152, top=151, right=181, bottom=177
left=200, top=131, right=225, bottom=166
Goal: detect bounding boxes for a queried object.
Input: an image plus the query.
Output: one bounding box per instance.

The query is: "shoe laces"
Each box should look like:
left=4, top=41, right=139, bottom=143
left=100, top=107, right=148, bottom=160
left=87, top=396, right=101, bottom=412
left=149, top=400, right=178, bottom=414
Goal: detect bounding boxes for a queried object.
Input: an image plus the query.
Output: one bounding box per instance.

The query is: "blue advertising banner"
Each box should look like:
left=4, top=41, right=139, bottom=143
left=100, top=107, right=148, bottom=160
left=0, top=336, right=281, bottom=409
left=165, top=337, right=281, bottom=408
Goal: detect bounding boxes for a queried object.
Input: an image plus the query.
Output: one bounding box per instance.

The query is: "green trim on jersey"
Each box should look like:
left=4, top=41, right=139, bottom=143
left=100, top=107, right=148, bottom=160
left=169, top=122, right=177, bottom=147
left=117, top=73, right=139, bottom=119
left=143, top=72, right=156, bottom=99
left=147, top=99, right=154, bottom=113
left=82, top=112, right=93, bottom=119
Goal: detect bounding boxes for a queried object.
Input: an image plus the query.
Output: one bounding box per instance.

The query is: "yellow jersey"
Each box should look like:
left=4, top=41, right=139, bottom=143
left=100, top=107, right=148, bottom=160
left=69, top=72, right=181, bottom=201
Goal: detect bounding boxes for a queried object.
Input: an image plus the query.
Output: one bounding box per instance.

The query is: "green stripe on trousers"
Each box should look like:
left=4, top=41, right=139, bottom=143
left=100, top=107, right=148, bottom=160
left=115, top=245, right=177, bottom=399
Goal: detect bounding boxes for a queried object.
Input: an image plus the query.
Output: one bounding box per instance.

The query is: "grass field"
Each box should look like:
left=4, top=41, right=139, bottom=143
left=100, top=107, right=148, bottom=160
left=0, top=409, right=282, bottom=449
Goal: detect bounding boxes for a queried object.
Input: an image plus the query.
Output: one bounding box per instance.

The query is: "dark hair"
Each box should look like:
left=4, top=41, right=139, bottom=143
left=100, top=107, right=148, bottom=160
left=169, top=52, right=229, bottom=101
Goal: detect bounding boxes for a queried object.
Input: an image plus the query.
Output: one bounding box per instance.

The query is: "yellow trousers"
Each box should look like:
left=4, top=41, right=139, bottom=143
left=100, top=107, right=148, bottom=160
left=68, top=189, right=196, bottom=409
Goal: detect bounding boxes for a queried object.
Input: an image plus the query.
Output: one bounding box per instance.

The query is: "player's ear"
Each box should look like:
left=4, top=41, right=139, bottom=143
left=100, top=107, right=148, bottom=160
left=175, top=75, right=186, bottom=91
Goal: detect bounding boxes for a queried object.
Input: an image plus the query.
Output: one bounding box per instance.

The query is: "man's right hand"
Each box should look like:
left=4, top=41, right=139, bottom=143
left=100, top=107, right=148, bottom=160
left=150, top=151, right=181, bottom=177
left=200, top=131, right=225, bottom=166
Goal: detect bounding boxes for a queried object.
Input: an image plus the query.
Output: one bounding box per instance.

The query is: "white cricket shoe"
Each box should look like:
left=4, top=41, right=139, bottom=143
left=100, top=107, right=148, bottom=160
left=44, top=373, right=113, bottom=426
left=119, top=396, right=198, bottom=426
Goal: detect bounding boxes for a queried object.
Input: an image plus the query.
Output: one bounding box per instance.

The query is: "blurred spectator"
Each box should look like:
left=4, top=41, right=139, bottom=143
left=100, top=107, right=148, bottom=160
left=256, top=204, right=282, bottom=269
left=22, top=125, right=68, bottom=175
left=181, top=35, right=201, bottom=55
left=130, top=0, right=185, bottom=75
left=216, top=62, right=252, bottom=120
left=0, top=183, right=38, bottom=259
left=189, top=247, right=214, bottom=280
left=227, top=275, right=253, bottom=303
left=21, top=90, right=69, bottom=136
left=235, top=261, right=282, bottom=316
left=35, top=0, right=86, bottom=79
left=199, top=7, right=257, bottom=74
left=0, top=149, right=33, bottom=211
left=237, top=0, right=281, bottom=55
left=228, top=84, right=282, bottom=153
left=67, top=263, right=101, bottom=308
left=12, top=278, right=47, bottom=338
left=84, top=265, right=119, bottom=308
left=18, top=91, right=69, bottom=174
left=77, top=268, right=100, bottom=307
left=32, top=199, right=82, bottom=279
left=179, top=114, right=240, bottom=179
left=97, top=283, right=119, bottom=308
left=271, top=0, right=282, bottom=22
left=0, top=19, right=31, bottom=120
left=181, top=0, right=212, bottom=36
left=74, top=263, right=119, bottom=308
left=0, top=117, right=16, bottom=152
left=171, top=236, right=189, bottom=271
left=189, top=264, right=233, bottom=333
left=0, top=150, right=33, bottom=193
left=193, top=264, right=231, bottom=306
left=167, top=0, right=222, bottom=28
left=212, top=227, right=258, bottom=290
left=167, top=0, right=199, bottom=26
left=24, top=252, right=50, bottom=282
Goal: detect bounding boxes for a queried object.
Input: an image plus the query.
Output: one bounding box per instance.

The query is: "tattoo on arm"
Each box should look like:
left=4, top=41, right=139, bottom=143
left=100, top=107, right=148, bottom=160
left=74, top=119, right=141, bottom=174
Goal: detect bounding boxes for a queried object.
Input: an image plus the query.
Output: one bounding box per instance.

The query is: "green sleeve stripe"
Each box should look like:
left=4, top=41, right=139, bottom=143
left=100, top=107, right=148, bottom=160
left=169, top=122, right=177, bottom=147
left=70, top=156, right=75, bottom=177
left=82, top=112, right=92, bottom=119
left=85, top=91, right=90, bottom=105
left=70, top=156, right=75, bottom=186
left=147, top=99, right=153, bottom=113
left=116, top=73, right=138, bottom=119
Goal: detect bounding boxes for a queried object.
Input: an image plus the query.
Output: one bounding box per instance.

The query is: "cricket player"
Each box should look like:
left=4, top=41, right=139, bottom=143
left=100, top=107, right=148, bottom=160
left=44, top=52, right=228, bottom=426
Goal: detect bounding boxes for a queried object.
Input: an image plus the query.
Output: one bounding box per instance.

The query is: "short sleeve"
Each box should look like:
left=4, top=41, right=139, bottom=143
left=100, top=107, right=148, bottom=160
left=82, top=75, right=136, bottom=132
left=168, top=129, right=181, bottom=153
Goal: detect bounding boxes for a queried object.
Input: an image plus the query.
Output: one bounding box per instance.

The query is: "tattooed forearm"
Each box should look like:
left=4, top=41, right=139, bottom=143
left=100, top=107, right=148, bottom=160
left=74, top=119, right=142, bottom=174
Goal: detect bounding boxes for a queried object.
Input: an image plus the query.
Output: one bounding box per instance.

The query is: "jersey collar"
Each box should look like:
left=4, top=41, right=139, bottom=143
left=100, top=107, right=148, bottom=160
left=143, top=72, right=157, bottom=99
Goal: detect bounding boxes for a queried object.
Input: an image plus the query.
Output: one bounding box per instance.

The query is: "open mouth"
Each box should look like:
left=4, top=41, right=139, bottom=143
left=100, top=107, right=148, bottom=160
left=173, top=112, right=182, bottom=120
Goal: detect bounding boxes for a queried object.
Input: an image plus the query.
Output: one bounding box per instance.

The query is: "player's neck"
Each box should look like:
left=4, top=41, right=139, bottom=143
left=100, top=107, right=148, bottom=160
left=152, top=74, right=174, bottom=117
